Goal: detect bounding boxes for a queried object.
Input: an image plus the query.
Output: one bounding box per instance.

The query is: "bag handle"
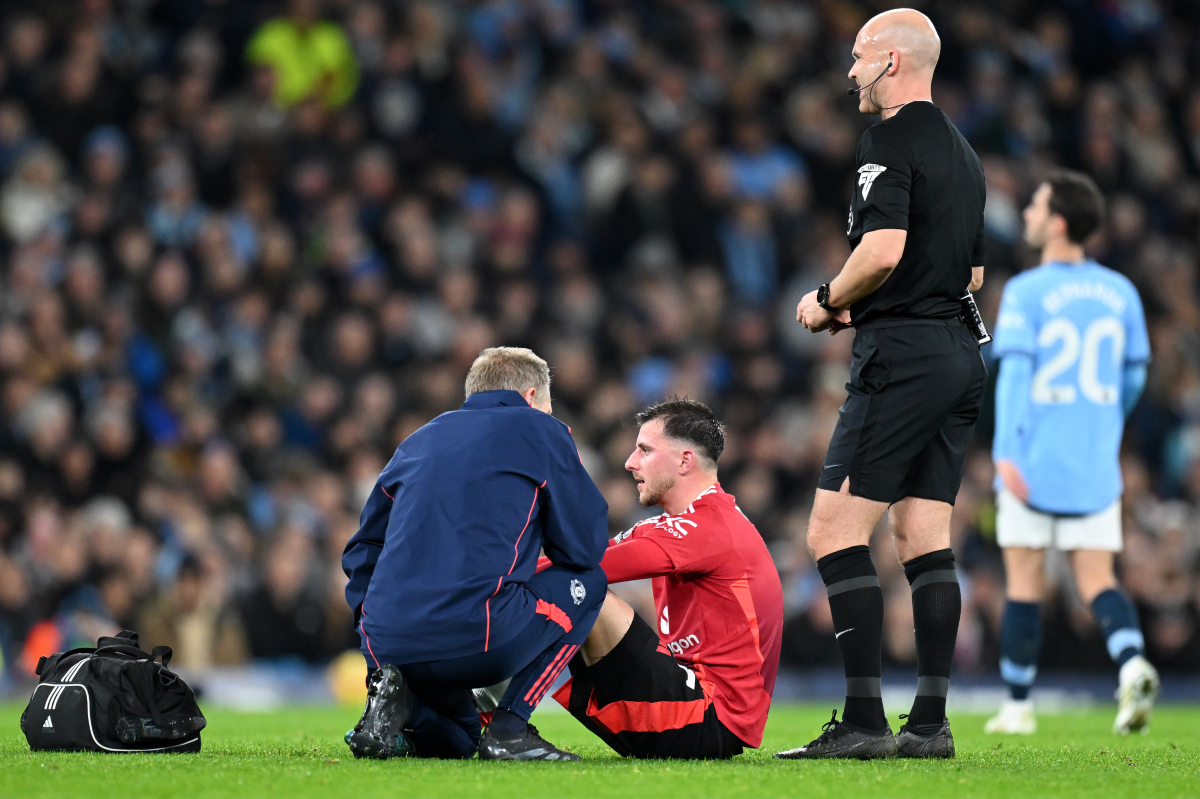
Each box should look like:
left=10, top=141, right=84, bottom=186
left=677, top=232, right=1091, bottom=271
left=150, top=646, right=173, bottom=669
left=38, top=647, right=97, bottom=680
left=94, top=643, right=174, bottom=669
left=94, top=643, right=152, bottom=660
left=55, top=646, right=98, bottom=660
left=35, top=631, right=140, bottom=679
left=97, top=631, right=140, bottom=649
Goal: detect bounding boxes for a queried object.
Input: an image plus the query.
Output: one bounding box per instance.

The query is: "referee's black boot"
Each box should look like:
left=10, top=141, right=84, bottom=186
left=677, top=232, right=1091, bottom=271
left=478, top=716, right=581, bottom=762
left=775, top=710, right=897, bottom=760
left=896, top=715, right=955, bottom=759
left=345, top=664, right=416, bottom=759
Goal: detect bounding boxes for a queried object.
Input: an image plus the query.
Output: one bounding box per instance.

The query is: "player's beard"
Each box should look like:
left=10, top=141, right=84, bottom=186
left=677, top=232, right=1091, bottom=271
left=639, top=474, right=675, bottom=507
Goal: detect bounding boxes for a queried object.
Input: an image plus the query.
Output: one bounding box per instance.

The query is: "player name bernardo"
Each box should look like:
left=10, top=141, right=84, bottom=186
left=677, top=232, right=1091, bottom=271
left=1042, top=280, right=1127, bottom=315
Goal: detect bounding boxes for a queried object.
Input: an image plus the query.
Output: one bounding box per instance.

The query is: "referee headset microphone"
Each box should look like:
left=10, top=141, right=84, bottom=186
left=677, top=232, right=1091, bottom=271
left=846, top=60, right=892, bottom=96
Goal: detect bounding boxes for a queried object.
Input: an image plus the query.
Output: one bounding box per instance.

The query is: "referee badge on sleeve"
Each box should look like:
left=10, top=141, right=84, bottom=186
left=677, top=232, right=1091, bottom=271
left=858, top=164, right=887, bottom=199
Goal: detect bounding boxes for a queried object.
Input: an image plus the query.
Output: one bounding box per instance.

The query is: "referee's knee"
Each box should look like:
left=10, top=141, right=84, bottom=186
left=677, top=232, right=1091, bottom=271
left=806, top=522, right=843, bottom=561
left=807, top=489, right=847, bottom=551
left=804, top=526, right=821, bottom=559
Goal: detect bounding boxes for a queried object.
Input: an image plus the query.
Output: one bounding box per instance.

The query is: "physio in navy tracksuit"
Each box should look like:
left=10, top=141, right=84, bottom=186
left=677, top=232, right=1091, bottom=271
left=342, top=352, right=608, bottom=759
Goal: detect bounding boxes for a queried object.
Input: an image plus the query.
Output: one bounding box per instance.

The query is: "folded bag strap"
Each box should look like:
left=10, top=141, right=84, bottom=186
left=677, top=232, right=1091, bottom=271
left=136, top=662, right=170, bottom=727
left=97, top=630, right=140, bottom=649
left=150, top=646, right=173, bottom=670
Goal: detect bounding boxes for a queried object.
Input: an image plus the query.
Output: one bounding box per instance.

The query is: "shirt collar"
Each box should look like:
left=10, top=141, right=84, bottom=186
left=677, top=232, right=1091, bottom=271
left=682, top=482, right=725, bottom=514
left=461, top=389, right=531, bottom=410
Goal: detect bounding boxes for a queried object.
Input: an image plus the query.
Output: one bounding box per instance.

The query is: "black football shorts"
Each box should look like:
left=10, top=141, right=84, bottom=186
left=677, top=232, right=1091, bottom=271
left=553, top=613, right=743, bottom=759
left=817, top=318, right=987, bottom=505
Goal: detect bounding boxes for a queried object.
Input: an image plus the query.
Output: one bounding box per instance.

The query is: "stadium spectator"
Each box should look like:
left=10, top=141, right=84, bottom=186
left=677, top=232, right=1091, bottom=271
left=246, top=0, right=360, bottom=110
left=138, top=552, right=248, bottom=669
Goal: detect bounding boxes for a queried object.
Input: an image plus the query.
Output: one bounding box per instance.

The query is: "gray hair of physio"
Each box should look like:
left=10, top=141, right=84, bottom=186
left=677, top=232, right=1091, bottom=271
left=464, top=347, right=551, bottom=402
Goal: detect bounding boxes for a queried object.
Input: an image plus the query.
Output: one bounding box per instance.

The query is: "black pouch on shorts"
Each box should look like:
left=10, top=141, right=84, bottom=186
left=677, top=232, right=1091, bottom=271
left=20, top=630, right=205, bottom=753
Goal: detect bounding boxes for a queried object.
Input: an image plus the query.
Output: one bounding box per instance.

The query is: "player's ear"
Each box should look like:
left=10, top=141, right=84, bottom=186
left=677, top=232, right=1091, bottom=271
left=1050, top=213, right=1068, bottom=240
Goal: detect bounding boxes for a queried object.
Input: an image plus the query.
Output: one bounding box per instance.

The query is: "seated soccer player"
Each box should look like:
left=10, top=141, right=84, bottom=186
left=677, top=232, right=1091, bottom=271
left=545, top=399, right=784, bottom=758
left=341, top=347, right=609, bottom=761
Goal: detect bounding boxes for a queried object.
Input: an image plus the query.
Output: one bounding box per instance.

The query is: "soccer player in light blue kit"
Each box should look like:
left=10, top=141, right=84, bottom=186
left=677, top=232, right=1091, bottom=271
left=986, top=170, right=1158, bottom=736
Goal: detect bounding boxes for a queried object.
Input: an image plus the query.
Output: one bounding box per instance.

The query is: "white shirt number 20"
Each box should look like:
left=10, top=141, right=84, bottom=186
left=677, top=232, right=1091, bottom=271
left=1031, top=316, right=1125, bottom=405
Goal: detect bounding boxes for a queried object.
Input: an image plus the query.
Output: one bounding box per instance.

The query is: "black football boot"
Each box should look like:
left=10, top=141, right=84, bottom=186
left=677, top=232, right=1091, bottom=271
left=345, top=664, right=416, bottom=759
left=895, top=715, right=955, bottom=759
left=477, top=721, right=581, bottom=761
left=775, top=710, right=897, bottom=760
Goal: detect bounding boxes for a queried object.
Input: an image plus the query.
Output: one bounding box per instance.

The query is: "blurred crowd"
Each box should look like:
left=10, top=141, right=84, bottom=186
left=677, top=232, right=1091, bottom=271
left=0, top=0, right=1199, bottom=688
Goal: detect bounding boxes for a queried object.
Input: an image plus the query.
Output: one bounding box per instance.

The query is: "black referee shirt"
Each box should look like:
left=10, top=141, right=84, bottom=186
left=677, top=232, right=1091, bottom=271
left=845, top=101, right=986, bottom=325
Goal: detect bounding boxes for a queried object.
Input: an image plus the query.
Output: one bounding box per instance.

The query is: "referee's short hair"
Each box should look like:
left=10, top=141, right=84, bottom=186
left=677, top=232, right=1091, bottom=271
left=1046, top=169, right=1106, bottom=244
left=636, top=398, right=725, bottom=468
left=465, top=347, right=550, bottom=401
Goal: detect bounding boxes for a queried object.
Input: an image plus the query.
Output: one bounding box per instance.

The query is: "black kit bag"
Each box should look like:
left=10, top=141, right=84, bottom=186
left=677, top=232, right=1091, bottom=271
left=20, top=630, right=206, bottom=753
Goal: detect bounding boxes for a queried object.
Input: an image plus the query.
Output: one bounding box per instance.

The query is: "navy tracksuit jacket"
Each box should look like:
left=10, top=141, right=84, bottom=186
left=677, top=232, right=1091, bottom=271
left=342, top=390, right=610, bottom=667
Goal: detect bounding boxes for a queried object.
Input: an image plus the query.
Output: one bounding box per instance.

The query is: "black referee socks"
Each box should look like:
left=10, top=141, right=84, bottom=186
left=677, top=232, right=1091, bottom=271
left=903, top=548, right=961, bottom=728
left=817, top=546, right=887, bottom=732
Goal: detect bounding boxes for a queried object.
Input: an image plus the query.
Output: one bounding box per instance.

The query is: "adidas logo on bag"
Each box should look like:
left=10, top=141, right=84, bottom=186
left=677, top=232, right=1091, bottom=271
left=43, top=716, right=54, bottom=733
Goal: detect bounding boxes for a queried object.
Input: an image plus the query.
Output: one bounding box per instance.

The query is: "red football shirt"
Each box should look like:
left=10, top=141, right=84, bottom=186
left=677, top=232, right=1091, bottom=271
left=561, top=483, right=783, bottom=748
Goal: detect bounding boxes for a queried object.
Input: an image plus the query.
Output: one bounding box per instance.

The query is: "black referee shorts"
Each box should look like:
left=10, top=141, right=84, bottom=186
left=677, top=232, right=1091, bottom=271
left=817, top=318, right=987, bottom=505
left=553, top=613, right=743, bottom=760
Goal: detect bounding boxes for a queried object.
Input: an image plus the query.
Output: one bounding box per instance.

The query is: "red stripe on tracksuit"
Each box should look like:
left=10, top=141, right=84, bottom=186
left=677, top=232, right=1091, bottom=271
left=531, top=645, right=577, bottom=707
left=485, top=481, right=546, bottom=652
left=524, top=644, right=576, bottom=705
left=535, top=599, right=573, bottom=633
left=359, top=609, right=380, bottom=668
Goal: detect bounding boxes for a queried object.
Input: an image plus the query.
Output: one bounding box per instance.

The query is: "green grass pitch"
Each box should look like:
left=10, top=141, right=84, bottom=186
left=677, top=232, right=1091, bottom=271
left=2, top=701, right=1197, bottom=798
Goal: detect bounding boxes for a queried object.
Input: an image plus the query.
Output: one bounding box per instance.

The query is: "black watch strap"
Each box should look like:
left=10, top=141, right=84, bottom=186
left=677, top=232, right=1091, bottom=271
left=817, top=284, right=840, bottom=312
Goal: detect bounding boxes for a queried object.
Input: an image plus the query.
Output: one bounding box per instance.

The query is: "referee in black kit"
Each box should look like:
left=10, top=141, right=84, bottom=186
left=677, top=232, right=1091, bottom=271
left=776, top=9, right=987, bottom=761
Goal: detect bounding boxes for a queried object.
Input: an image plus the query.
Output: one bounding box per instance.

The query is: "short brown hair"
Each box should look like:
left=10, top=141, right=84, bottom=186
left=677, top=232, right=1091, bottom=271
left=635, top=398, right=725, bottom=467
left=1046, top=169, right=1106, bottom=244
left=464, top=347, right=551, bottom=401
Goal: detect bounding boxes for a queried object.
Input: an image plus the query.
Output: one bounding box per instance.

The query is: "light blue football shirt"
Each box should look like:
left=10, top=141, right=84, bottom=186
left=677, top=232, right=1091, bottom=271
left=992, top=261, right=1150, bottom=514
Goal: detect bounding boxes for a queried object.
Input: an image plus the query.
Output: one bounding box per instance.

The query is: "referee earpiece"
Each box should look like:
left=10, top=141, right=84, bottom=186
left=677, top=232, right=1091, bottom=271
left=847, top=60, right=894, bottom=96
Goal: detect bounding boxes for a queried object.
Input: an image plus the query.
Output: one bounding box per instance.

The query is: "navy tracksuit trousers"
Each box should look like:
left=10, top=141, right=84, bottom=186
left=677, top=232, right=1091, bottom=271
left=373, top=564, right=606, bottom=759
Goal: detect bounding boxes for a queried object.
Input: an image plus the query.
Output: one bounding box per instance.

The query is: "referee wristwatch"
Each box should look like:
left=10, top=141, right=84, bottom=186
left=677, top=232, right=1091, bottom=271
left=817, top=283, right=841, bottom=312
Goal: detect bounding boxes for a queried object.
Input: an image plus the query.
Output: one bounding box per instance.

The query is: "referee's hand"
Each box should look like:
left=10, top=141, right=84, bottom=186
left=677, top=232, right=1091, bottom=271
left=797, top=291, right=852, bottom=334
